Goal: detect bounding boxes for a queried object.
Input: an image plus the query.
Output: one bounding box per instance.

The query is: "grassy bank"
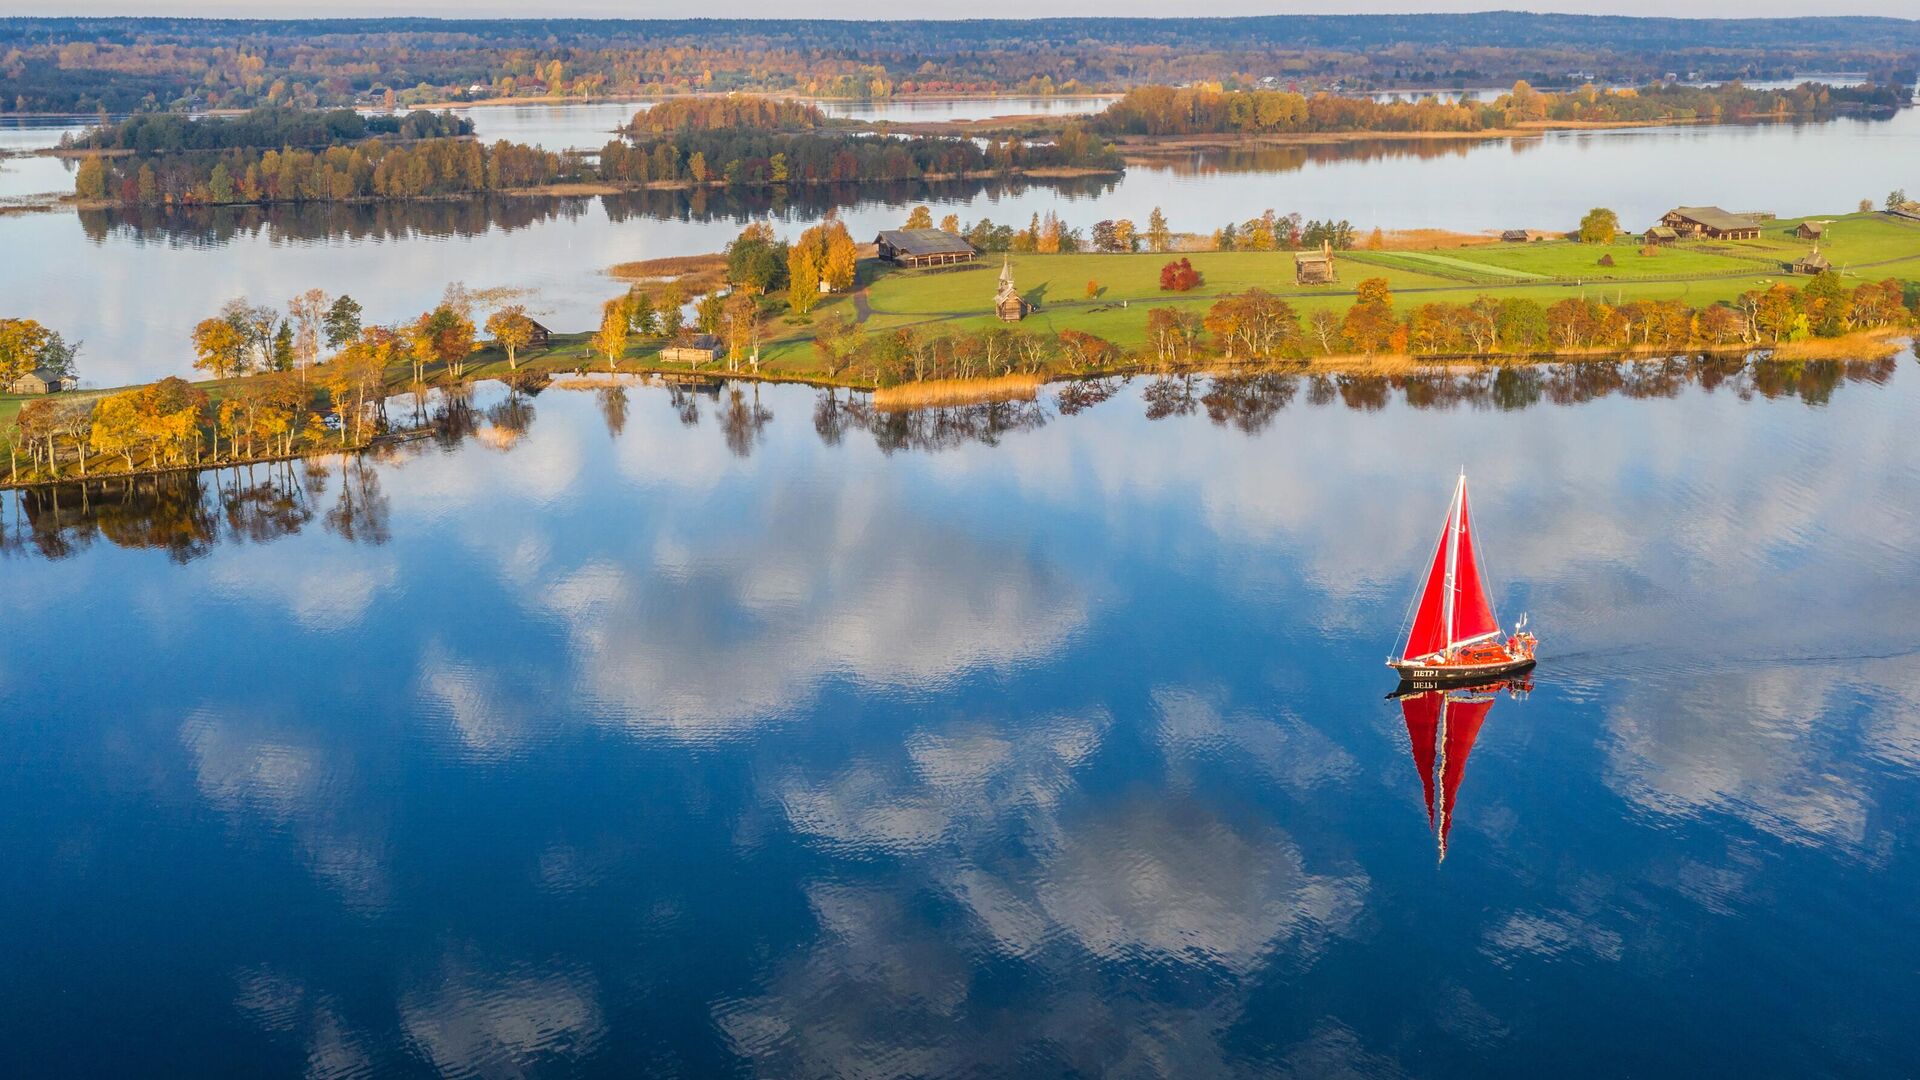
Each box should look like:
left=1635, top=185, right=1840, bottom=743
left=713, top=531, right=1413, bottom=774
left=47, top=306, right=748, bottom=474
left=742, top=210, right=1920, bottom=367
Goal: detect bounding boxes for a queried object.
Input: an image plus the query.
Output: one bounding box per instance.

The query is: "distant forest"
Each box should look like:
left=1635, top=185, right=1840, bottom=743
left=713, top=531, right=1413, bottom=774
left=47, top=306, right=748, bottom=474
left=2, top=14, right=1917, bottom=113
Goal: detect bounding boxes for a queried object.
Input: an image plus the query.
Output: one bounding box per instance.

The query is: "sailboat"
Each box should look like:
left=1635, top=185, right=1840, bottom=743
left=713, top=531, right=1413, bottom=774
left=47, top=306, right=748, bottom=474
left=1388, top=472, right=1537, bottom=688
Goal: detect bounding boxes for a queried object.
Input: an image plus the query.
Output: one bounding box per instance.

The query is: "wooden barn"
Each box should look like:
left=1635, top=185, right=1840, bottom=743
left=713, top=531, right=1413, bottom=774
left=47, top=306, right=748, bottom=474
left=1795, top=221, right=1827, bottom=241
left=1660, top=206, right=1762, bottom=240
left=1294, top=242, right=1337, bottom=285
left=1642, top=226, right=1679, bottom=246
left=1789, top=249, right=1832, bottom=275
left=1500, top=229, right=1531, bottom=243
left=660, top=334, right=722, bottom=365
left=874, top=229, right=977, bottom=268
left=8, top=367, right=70, bottom=395
left=524, top=318, right=553, bottom=349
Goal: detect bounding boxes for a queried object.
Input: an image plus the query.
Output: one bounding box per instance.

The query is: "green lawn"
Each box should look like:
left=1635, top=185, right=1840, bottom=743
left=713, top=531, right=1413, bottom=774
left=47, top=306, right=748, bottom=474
left=753, top=210, right=1920, bottom=366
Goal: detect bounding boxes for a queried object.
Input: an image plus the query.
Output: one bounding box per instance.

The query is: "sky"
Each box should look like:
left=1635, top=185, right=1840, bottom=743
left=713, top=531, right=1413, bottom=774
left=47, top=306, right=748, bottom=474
left=3, top=2, right=1915, bottom=18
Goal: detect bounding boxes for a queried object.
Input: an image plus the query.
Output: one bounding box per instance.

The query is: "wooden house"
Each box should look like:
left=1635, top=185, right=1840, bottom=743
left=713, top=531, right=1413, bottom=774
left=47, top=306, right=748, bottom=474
left=873, top=229, right=977, bottom=268
left=1294, top=242, right=1337, bottom=285
left=660, top=334, right=722, bottom=365
left=524, top=319, right=552, bottom=349
left=1500, top=229, right=1530, bottom=243
left=8, top=367, right=69, bottom=395
left=1789, top=248, right=1832, bottom=275
left=992, top=257, right=1031, bottom=322
left=1660, top=206, right=1762, bottom=240
left=1642, top=226, right=1679, bottom=246
left=1794, top=221, right=1826, bottom=241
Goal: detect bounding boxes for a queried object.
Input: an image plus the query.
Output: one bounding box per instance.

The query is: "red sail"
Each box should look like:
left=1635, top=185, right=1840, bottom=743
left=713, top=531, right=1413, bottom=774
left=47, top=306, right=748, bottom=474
left=1402, top=516, right=1453, bottom=661
left=1449, top=484, right=1501, bottom=645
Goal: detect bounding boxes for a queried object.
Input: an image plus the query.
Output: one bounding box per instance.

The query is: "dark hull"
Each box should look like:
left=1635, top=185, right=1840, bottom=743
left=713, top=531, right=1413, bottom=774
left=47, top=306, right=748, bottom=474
left=1389, top=657, right=1536, bottom=696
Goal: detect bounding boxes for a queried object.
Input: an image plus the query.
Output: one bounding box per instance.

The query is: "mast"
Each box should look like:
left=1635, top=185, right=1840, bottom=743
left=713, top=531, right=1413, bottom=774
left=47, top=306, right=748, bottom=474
left=1441, top=472, right=1463, bottom=656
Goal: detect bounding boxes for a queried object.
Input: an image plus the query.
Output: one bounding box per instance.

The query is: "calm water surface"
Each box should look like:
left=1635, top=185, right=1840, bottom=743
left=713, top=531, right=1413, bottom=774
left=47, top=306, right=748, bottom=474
left=5, top=103, right=1918, bottom=386
left=5, top=355, right=1920, bottom=1074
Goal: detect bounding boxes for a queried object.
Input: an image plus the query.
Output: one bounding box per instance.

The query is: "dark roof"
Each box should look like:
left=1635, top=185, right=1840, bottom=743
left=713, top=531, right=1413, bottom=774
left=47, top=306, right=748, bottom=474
left=1501, top=229, right=1529, bottom=239
left=1792, top=252, right=1832, bottom=269
left=1798, top=221, right=1826, bottom=235
left=1670, top=206, right=1761, bottom=232
left=875, top=229, right=974, bottom=256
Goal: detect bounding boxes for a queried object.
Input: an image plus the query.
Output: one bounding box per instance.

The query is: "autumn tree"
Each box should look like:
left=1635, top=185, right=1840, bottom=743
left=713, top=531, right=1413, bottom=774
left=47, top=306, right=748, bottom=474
left=591, top=297, right=630, bottom=370
left=1146, top=207, right=1172, bottom=253
left=324, top=339, right=388, bottom=446
left=1579, top=207, right=1620, bottom=244
left=820, top=220, right=858, bottom=292
left=1342, top=277, right=1397, bottom=355
left=0, top=317, right=51, bottom=386
left=811, top=307, right=862, bottom=377
left=905, top=205, right=933, bottom=229
left=485, top=305, right=537, bottom=369
left=287, top=288, right=329, bottom=382
left=1159, top=258, right=1202, bottom=291
left=788, top=232, right=824, bottom=315
left=74, top=155, right=107, bottom=200
left=191, top=317, right=249, bottom=378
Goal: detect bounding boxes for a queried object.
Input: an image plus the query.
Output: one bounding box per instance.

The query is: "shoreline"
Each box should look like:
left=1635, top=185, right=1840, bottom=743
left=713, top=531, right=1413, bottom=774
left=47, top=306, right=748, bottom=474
left=6, top=338, right=1906, bottom=492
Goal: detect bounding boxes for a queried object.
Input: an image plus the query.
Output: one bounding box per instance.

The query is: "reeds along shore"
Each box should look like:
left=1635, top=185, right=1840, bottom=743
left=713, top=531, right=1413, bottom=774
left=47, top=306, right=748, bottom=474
left=871, top=374, right=1043, bottom=410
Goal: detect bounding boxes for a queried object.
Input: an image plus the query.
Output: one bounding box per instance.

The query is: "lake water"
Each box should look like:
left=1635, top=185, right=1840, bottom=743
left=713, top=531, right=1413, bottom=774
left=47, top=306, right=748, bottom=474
left=6, top=354, right=1920, bottom=1074
left=4, top=100, right=1918, bottom=386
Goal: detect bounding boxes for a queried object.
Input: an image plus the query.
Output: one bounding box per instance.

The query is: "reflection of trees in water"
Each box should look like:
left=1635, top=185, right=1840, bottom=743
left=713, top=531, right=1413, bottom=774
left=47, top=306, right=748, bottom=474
left=827, top=395, right=1050, bottom=454
left=321, top=457, right=391, bottom=546
left=721, top=385, right=774, bottom=458
left=3, top=463, right=314, bottom=563
left=596, top=386, right=629, bottom=440
left=1055, top=378, right=1124, bottom=416
left=1143, top=375, right=1202, bottom=420
left=1133, top=136, right=1495, bottom=178
left=1176, top=356, right=1899, bottom=421
left=432, top=384, right=481, bottom=448
left=667, top=384, right=709, bottom=428
left=1202, top=374, right=1298, bottom=434
left=74, top=175, right=1120, bottom=245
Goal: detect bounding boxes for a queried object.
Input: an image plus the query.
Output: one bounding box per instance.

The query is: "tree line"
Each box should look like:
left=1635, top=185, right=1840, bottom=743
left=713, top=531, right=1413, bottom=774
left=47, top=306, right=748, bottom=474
left=597, top=120, right=1120, bottom=188
left=1089, top=80, right=1884, bottom=137
left=4, top=281, right=558, bottom=485
left=7, top=15, right=1918, bottom=114
left=77, top=137, right=570, bottom=205
left=63, top=107, right=471, bottom=153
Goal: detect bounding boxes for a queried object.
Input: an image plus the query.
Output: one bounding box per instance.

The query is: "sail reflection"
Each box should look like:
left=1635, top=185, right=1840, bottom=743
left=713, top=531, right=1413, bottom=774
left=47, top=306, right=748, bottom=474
left=1397, top=678, right=1528, bottom=862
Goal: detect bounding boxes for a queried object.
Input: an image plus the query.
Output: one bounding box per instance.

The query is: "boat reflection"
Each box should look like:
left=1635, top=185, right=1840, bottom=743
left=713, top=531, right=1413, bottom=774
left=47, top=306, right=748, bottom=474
left=1395, top=677, right=1529, bottom=862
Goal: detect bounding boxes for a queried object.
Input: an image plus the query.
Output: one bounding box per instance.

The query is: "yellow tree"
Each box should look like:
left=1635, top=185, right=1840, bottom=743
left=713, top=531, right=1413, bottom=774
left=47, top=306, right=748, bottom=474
left=89, top=390, right=145, bottom=471
left=821, top=220, right=858, bottom=292
left=905, top=205, right=933, bottom=229
left=191, top=318, right=248, bottom=379
left=485, top=305, right=537, bottom=369
left=591, top=297, right=630, bottom=370
left=788, top=241, right=823, bottom=315
left=0, top=317, right=51, bottom=386
left=325, top=340, right=388, bottom=446
left=1037, top=212, right=1063, bottom=254
left=939, top=213, right=961, bottom=234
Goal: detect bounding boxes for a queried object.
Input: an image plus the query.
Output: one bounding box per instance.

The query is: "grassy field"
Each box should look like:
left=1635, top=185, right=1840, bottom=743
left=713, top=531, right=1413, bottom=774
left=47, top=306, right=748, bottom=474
left=744, top=211, right=1920, bottom=367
